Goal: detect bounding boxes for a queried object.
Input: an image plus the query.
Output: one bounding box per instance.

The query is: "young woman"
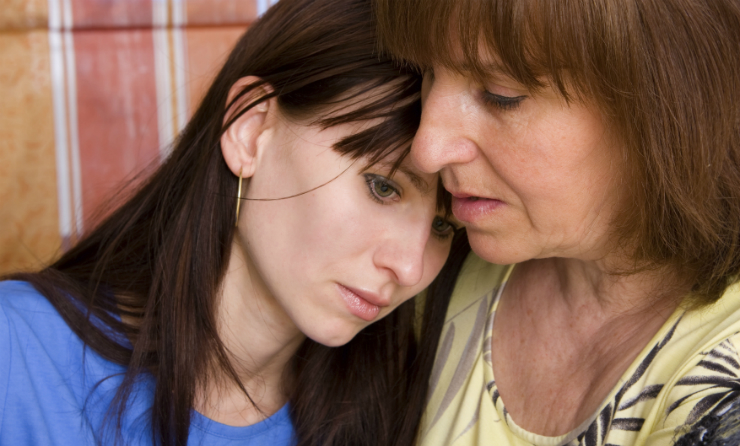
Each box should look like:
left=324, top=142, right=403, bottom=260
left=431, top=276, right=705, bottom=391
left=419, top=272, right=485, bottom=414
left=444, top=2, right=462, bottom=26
left=0, top=0, right=459, bottom=445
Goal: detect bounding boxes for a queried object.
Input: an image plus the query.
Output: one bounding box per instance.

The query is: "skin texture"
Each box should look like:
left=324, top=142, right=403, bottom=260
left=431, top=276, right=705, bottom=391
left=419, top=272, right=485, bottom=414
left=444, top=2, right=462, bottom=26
left=413, top=67, right=683, bottom=435
left=414, top=68, right=622, bottom=266
left=202, top=77, right=454, bottom=426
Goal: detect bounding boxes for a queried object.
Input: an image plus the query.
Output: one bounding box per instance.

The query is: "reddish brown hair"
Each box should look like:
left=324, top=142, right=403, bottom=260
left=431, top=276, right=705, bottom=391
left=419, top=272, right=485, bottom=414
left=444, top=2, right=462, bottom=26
left=374, top=0, right=740, bottom=306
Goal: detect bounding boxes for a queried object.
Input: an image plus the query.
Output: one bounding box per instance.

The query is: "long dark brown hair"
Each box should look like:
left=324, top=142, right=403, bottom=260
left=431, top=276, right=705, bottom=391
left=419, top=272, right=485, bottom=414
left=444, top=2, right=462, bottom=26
left=374, top=0, right=740, bottom=308
left=5, top=0, right=444, bottom=444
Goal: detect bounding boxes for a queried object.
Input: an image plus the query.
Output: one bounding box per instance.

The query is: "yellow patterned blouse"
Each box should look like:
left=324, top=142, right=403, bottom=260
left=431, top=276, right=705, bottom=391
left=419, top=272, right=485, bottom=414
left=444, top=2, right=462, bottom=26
left=419, top=254, right=740, bottom=446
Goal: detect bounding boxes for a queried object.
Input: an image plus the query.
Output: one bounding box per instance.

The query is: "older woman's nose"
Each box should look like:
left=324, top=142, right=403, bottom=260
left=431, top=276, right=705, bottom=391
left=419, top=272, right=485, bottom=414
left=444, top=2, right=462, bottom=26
left=411, top=79, right=478, bottom=174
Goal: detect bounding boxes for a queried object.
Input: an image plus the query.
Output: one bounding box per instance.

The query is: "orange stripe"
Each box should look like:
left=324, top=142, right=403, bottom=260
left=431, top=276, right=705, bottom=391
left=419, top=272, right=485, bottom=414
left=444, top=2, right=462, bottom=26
left=0, top=31, right=62, bottom=273
left=185, top=0, right=259, bottom=26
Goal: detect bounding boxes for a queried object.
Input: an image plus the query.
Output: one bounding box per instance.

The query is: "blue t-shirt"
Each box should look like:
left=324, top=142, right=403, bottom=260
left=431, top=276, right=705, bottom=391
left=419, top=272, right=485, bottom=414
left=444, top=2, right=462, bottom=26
left=0, top=281, right=296, bottom=445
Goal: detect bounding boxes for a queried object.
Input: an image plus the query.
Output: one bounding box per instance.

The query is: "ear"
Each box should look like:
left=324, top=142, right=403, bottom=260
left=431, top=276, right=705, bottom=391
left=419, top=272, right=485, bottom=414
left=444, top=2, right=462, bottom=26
left=220, top=76, right=275, bottom=179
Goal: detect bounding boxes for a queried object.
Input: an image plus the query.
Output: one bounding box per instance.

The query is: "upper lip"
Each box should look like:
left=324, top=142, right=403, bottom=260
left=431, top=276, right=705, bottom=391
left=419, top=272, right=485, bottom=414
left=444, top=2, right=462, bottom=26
left=341, top=285, right=391, bottom=307
left=447, top=189, right=493, bottom=200
left=442, top=180, right=490, bottom=200
left=440, top=173, right=501, bottom=201
left=449, top=191, right=474, bottom=199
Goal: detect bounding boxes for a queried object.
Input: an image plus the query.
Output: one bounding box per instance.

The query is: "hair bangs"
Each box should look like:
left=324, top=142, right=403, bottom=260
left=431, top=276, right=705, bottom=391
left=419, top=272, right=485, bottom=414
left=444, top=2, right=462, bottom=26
left=375, top=0, right=631, bottom=101
left=325, top=77, right=420, bottom=164
left=329, top=78, right=456, bottom=216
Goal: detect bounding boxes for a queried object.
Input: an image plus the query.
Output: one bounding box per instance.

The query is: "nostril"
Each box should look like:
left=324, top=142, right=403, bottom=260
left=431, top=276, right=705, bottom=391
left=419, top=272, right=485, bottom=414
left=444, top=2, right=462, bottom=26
left=374, top=244, right=425, bottom=288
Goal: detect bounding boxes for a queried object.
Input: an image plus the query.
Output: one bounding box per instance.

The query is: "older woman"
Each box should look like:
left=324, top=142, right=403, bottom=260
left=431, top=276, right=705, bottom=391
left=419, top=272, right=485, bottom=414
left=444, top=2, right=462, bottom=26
left=375, top=0, right=740, bottom=445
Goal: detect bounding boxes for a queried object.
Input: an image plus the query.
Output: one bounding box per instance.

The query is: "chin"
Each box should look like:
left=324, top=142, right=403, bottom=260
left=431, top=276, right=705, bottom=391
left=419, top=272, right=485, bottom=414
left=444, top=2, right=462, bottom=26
left=305, top=322, right=362, bottom=347
left=467, top=231, right=530, bottom=266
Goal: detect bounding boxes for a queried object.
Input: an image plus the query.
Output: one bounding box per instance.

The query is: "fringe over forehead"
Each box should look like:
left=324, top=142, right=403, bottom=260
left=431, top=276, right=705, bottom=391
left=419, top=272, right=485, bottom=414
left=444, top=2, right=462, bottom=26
left=375, top=0, right=612, bottom=98
left=374, top=0, right=726, bottom=101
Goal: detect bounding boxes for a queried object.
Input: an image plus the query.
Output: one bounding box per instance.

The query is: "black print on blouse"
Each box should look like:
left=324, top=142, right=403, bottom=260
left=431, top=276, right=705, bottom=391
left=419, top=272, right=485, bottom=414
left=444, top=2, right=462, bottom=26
left=572, top=317, right=683, bottom=446
left=489, top=315, right=740, bottom=446
left=668, top=338, right=740, bottom=446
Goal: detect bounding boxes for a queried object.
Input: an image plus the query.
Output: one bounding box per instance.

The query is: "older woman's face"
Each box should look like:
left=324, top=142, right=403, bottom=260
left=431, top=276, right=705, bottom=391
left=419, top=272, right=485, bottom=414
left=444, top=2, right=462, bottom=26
left=414, top=67, right=623, bottom=265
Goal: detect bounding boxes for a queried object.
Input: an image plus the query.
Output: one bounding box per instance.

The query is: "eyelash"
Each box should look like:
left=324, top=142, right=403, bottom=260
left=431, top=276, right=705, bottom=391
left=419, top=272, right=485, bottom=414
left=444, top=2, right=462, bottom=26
left=481, top=91, right=526, bottom=111
left=425, top=67, right=525, bottom=112
left=364, top=173, right=401, bottom=204
left=364, top=173, right=457, bottom=241
left=431, top=216, right=457, bottom=241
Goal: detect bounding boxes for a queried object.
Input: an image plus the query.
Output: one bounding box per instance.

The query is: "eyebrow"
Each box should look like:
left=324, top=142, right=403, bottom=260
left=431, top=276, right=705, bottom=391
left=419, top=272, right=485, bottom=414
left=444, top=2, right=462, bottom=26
left=373, top=161, right=431, bottom=195
left=399, top=166, right=432, bottom=194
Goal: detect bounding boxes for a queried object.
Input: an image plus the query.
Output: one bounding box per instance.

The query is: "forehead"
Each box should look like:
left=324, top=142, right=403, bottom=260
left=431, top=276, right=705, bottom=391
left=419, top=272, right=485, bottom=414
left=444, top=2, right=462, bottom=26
left=370, top=157, right=435, bottom=196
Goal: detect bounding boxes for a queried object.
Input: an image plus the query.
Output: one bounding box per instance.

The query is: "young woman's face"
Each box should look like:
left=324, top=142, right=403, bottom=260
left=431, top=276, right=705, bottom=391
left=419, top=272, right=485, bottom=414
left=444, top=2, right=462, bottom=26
left=236, top=112, right=454, bottom=347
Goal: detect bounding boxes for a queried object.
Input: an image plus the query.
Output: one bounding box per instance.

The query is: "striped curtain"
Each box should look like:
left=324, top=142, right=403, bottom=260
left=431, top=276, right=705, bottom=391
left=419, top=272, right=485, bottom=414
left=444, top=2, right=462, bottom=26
left=0, top=0, right=278, bottom=274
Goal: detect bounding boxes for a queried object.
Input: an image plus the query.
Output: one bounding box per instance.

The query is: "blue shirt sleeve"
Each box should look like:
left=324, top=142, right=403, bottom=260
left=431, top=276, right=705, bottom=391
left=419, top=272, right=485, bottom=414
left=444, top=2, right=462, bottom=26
left=0, top=286, right=12, bottom=437
left=0, top=281, right=296, bottom=446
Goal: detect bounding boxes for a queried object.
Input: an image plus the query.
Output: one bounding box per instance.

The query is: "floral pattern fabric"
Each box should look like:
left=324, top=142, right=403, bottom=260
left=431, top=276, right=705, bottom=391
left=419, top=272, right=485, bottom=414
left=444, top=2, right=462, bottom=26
left=419, top=254, right=740, bottom=446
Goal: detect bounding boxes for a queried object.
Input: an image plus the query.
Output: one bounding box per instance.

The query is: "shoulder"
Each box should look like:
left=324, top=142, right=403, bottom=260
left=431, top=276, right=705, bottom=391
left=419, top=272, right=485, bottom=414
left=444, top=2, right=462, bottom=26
left=445, top=253, right=510, bottom=322
left=648, top=330, right=740, bottom=445
left=0, top=280, right=76, bottom=353
left=0, top=280, right=69, bottom=345
left=416, top=255, right=510, bottom=444
left=0, top=279, right=84, bottom=375
left=434, top=254, right=509, bottom=376
left=0, top=280, right=121, bottom=444
left=641, top=285, right=740, bottom=444
left=0, top=279, right=54, bottom=310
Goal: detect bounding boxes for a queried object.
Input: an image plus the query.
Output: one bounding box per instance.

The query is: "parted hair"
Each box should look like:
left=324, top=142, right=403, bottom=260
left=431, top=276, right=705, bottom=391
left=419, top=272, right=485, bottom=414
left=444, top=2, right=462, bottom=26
left=8, top=0, right=435, bottom=444
left=373, top=0, right=740, bottom=307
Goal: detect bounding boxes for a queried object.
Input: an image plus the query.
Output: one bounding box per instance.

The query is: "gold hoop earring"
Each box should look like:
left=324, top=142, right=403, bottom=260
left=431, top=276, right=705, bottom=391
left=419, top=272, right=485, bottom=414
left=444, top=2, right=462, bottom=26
left=235, top=167, right=243, bottom=228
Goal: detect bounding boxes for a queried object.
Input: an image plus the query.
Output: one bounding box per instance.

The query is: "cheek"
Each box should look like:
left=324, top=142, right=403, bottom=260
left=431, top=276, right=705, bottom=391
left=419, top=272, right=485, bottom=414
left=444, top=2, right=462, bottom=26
left=282, top=191, right=380, bottom=273
left=419, top=242, right=452, bottom=288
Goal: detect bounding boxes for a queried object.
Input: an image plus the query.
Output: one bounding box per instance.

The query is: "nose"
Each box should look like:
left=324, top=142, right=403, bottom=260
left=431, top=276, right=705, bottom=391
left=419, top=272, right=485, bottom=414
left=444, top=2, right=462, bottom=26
left=411, top=75, right=478, bottom=173
left=372, top=218, right=430, bottom=288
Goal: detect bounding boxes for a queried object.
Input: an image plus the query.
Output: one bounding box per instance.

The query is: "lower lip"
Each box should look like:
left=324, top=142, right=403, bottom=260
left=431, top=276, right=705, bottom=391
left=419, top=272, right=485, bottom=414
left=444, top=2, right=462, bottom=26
left=451, top=196, right=504, bottom=223
left=338, top=285, right=380, bottom=322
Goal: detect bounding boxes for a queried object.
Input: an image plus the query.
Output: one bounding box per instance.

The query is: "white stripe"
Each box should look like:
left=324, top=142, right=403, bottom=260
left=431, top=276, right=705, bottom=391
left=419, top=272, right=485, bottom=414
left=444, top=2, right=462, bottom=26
left=172, top=0, right=186, bottom=26
left=257, top=0, right=270, bottom=16
left=154, top=27, right=175, bottom=159
left=63, top=29, right=83, bottom=235
left=48, top=29, right=72, bottom=239
left=47, top=0, right=61, bottom=30
left=61, top=0, right=73, bottom=29
left=172, top=27, right=190, bottom=135
left=152, top=0, right=167, bottom=27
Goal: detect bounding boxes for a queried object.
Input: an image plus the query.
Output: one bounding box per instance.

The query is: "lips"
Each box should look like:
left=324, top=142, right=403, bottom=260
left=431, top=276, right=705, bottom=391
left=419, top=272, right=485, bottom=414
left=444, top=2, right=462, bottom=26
left=449, top=192, right=504, bottom=223
left=337, top=284, right=388, bottom=322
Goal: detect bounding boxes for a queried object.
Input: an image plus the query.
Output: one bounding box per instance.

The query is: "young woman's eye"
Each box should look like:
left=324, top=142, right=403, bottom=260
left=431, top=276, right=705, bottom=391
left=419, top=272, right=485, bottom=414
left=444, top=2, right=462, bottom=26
left=431, top=216, right=456, bottom=240
left=364, top=174, right=400, bottom=203
left=481, top=90, right=526, bottom=111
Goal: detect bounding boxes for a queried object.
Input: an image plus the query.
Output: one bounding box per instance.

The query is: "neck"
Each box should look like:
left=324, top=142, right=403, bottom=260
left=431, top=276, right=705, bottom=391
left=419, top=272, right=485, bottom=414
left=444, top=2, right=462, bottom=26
left=511, top=256, right=686, bottom=341
left=491, top=257, right=687, bottom=435
left=196, top=236, right=305, bottom=426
